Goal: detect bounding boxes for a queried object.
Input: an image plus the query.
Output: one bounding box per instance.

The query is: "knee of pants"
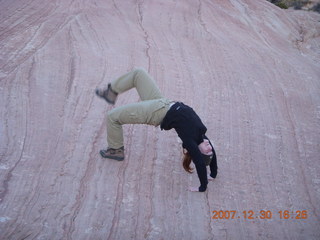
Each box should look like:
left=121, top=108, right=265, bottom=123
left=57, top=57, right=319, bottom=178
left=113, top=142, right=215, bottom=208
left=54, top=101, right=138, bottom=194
left=107, top=110, right=118, bottom=124
left=133, top=67, right=147, bottom=75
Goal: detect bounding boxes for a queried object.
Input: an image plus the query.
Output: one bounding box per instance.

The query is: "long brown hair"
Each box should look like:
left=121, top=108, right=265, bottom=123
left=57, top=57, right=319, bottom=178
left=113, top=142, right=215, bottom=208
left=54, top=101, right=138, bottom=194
left=183, top=149, right=193, bottom=173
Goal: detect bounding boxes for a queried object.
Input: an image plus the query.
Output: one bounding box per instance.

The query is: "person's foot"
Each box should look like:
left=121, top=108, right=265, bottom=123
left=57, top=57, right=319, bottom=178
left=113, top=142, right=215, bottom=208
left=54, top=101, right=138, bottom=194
left=100, top=147, right=124, bottom=161
left=95, top=83, right=118, bottom=105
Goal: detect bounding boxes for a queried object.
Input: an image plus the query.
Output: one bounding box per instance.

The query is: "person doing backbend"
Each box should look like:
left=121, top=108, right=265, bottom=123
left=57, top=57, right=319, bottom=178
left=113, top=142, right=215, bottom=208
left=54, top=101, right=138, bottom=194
left=95, top=68, right=218, bottom=192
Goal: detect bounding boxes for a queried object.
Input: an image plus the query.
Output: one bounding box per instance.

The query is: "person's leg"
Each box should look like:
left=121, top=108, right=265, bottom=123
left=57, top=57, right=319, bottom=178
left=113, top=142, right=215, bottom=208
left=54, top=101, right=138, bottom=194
left=98, top=68, right=170, bottom=160
left=111, top=68, right=163, bottom=101
left=106, top=98, right=170, bottom=149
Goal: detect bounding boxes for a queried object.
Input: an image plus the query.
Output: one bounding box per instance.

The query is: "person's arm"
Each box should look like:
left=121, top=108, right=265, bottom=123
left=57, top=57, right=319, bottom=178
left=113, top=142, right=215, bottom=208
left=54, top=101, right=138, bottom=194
left=183, top=140, right=208, bottom=192
left=209, top=144, right=218, bottom=178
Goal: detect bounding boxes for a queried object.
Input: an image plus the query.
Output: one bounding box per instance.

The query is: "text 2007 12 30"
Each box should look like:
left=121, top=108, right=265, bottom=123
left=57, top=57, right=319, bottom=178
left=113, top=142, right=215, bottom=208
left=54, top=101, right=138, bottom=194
left=211, top=210, right=308, bottom=220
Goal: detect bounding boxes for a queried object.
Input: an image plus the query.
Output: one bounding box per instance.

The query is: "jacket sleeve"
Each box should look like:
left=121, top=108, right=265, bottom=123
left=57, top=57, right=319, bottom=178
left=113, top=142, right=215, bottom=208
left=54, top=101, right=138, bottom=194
left=209, top=145, right=218, bottom=178
left=183, top=139, right=208, bottom=192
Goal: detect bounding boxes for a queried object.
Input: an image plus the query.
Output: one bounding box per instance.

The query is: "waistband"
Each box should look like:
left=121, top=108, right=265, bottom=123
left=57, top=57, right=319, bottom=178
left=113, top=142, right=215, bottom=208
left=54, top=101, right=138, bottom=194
left=169, top=101, right=176, bottom=109
left=162, top=99, right=176, bottom=112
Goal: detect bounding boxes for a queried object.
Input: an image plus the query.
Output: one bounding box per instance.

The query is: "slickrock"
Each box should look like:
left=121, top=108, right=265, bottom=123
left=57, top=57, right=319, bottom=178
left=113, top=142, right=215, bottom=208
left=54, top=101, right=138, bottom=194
left=0, top=0, right=319, bottom=239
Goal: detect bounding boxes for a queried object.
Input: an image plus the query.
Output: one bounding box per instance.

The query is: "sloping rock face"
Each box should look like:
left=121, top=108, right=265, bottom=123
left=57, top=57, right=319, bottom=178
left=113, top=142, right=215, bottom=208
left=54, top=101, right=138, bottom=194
left=0, top=0, right=319, bottom=239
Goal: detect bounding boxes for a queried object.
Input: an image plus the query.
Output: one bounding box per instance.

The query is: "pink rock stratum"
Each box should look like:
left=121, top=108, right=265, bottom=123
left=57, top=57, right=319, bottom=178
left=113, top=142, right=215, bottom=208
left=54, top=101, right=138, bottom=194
left=0, top=0, right=320, bottom=239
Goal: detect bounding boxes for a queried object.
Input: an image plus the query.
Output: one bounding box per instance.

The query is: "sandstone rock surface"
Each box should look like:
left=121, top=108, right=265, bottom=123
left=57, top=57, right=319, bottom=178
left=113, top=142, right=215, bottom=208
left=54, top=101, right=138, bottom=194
left=1, top=0, right=320, bottom=239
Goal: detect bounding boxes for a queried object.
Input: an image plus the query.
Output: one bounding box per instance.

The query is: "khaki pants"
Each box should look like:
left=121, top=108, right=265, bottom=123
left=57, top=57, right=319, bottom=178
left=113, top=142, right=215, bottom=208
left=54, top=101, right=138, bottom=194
left=107, top=68, right=172, bottom=149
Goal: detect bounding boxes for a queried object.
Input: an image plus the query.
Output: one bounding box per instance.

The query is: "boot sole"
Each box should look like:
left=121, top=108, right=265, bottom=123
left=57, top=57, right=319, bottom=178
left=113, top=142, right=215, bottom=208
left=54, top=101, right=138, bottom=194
left=100, top=150, right=124, bottom=161
left=95, top=89, right=116, bottom=105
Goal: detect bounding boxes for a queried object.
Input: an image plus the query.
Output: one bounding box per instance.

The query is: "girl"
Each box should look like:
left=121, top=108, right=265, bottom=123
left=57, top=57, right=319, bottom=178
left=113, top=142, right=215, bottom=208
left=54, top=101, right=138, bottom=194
left=96, top=68, right=217, bottom=192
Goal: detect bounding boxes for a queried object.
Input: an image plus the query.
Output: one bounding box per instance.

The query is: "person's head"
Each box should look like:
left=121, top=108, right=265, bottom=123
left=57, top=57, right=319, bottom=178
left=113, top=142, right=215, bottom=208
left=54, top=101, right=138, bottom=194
left=182, top=138, right=214, bottom=173
left=198, top=139, right=213, bottom=155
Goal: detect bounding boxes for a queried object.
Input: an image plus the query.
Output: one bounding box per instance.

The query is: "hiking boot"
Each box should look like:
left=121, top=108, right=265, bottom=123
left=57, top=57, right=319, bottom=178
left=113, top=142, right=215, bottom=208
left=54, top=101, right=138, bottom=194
left=100, top=147, right=124, bottom=161
left=95, top=83, right=118, bottom=105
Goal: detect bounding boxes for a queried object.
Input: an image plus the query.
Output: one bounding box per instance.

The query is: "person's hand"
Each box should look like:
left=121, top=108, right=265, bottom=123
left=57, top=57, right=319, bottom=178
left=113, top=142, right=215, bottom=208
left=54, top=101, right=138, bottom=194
left=188, top=186, right=199, bottom=192
left=208, top=175, right=215, bottom=181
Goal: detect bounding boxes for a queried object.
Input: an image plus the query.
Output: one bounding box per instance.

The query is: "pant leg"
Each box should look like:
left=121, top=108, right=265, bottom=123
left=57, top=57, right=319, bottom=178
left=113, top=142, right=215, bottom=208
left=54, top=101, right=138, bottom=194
left=111, top=68, right=163, bottom=101
left=107, top=98, right=171, bottom=149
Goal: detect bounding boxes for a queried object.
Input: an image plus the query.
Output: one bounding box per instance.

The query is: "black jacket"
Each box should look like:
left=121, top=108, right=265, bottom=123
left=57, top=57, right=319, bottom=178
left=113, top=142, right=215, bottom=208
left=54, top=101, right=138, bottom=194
left=160, top=102, right=217, bottom=192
